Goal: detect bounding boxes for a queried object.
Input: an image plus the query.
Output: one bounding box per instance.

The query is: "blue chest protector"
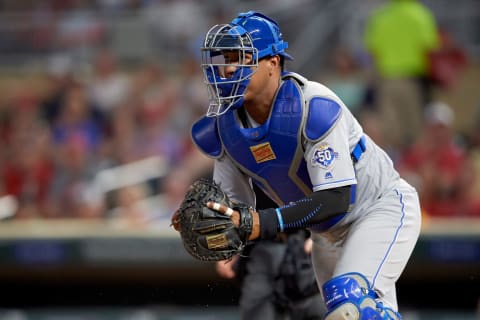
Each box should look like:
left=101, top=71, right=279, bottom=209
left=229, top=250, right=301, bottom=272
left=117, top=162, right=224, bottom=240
left=191, top=75, right=341, bottom=206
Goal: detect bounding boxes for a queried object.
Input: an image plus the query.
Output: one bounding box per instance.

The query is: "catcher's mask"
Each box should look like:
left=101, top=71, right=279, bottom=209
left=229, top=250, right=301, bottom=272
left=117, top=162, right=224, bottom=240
left=201, top=11, right=293, bottom=117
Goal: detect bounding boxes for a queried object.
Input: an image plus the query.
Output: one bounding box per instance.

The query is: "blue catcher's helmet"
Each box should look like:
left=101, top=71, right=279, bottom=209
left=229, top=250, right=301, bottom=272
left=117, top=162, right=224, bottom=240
left=201, top=11, right=293, bottom=117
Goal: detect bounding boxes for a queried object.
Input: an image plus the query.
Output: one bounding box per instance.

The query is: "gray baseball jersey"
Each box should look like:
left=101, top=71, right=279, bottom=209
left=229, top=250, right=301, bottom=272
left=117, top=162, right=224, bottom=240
left=212, top=74, right=421, bottom=310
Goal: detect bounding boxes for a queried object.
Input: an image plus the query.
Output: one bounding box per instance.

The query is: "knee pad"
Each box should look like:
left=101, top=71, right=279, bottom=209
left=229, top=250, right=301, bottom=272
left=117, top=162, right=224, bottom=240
left=322, top=272, right=402, bottom=320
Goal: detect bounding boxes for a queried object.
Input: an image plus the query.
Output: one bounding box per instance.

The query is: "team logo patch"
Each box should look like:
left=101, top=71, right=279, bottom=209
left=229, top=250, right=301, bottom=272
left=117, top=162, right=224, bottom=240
left=311, top=143, right=338, bottom=168
left=250, top=142, right=276, bottom=163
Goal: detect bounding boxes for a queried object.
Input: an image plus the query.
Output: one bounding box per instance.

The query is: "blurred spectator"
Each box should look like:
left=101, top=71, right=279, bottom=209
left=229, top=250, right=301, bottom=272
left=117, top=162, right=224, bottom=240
left=40, top=54, right=76, bottom=125
left=46, top=83, right=104, bottom=218
left=458, top=105, right=480, bottom=217
left=172, top=55, right=209, bottom=135
left=55, top=0, right=105, bottom=60
left=162, top=146, right=214, bottom=217
left=1, top=93, right=54, bottom=218
left=51, top=83, right=103, bottom=152
left=127, top=62, right=186, bottom=165
left=142, top=0, right=209, bottom=61
left=397, top=101, right=468, bottom=217
left=46, top=134, right=102, bottom=219
left=130, top=62, right=177, bottom=117
left=357, top=109, right=385, bottom=151
left=363, top=0, right=440, bottom=155
left=162, top=167, right=196, bottom=219
left=108, top=102, right=139, bottom=165
left=428, top=28, right=468, bottom=91
left=96, top=0, right=140, bottom=14
left=321, top=46, right=369, bottom=116
left=88, top=48, right=131, bottom=121
left=108, top=183, right=151, bottom=229
left=28, top=1, right=59, bottom=52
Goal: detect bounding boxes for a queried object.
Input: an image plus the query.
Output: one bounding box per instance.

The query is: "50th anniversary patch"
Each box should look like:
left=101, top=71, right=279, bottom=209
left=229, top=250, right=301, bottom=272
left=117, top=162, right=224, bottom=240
left=311, top=143, right=338, bottom=169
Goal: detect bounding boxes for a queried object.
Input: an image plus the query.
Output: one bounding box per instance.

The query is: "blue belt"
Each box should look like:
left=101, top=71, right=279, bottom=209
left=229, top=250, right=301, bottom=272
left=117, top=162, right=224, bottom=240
left=351, top=135, right=366, bottom=163
left=349, top=135, right=366, bottom=205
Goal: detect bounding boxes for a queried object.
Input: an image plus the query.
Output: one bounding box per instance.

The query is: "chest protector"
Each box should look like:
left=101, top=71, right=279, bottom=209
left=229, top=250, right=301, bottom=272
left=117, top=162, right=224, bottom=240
left=193, top=74, right=317, bottom=206
left=219, top=76, right=311, bottom=206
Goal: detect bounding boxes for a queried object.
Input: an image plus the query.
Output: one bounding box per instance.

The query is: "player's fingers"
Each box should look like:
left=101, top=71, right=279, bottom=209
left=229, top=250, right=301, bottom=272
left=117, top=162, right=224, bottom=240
left=207, top=201, right=234, bottom=216
left=170, top=210, right=181, bottom=231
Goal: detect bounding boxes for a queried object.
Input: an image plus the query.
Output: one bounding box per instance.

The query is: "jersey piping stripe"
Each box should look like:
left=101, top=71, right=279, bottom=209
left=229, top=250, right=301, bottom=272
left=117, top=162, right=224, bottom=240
left=371, top=188, right=406, bottom=289
left=313, top=177, right=356, bottom=188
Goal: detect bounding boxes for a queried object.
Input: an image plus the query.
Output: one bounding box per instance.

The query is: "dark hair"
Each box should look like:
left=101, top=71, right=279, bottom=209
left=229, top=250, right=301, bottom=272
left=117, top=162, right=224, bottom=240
left=279, top=55, right=285, bottom=71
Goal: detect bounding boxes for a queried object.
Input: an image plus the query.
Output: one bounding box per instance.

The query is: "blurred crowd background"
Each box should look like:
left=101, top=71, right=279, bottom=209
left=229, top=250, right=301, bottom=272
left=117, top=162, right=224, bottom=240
left=0, top=0, right=479, bottom=229
left=0, top=0, right=478, bottom=319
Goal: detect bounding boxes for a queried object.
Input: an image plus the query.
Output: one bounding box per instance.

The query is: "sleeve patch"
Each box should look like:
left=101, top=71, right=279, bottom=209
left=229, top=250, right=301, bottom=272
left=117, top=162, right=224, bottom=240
left=310, top=142, right=339, bottom=169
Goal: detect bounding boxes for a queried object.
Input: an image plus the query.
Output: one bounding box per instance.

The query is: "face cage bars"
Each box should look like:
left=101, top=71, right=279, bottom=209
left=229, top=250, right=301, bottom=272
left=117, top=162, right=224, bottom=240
left=200, top=24, right=259, bottom=116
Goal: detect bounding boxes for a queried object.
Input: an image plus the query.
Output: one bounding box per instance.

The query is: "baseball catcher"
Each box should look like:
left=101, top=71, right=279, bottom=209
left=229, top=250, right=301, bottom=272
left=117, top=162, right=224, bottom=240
left=168, top=9, right=421, bottom=319
left=171, top=179, right=256, bottom=261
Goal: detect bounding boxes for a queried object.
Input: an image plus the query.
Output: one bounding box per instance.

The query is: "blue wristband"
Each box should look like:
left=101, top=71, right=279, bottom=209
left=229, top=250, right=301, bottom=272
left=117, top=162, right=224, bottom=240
left=275, top=208, right=284, bottom=232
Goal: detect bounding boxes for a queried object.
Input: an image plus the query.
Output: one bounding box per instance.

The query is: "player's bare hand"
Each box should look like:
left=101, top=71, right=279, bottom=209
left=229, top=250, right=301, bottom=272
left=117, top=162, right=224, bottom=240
left=207, top=201, right=261, bottom=241
left=170, top=210, right=181, bottom=231
left=207, top=201, right=240, bottom=226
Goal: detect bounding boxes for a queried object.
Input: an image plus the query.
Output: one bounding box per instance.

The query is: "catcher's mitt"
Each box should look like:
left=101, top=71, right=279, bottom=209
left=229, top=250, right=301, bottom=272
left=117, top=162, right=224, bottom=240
left=174, top=178, right=253, bottom=261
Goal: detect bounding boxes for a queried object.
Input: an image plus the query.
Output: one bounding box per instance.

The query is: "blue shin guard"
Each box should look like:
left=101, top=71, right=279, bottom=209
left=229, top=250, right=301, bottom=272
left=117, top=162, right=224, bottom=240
left=322, top=273, right=402, bottom=320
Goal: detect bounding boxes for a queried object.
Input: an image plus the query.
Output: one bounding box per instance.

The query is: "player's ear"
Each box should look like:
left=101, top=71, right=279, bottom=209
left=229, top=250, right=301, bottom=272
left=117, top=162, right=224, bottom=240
left=267, top=55, right=281, bottom=75
left=271, top=55, right=281, bottom=68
